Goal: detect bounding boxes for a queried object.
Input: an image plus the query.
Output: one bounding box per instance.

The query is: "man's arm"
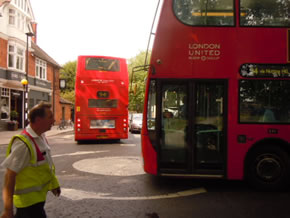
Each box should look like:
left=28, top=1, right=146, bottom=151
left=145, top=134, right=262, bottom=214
left=1, top=168, right=17, bottom=218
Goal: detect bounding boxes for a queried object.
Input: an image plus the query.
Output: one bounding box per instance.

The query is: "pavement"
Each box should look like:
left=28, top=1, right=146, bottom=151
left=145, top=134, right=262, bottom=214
left=0, top=125, right=74, bottom=145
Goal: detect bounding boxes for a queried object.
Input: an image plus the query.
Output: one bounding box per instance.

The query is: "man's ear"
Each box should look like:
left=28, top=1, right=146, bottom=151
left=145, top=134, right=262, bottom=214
left=34, top=116, right=42, bottom=123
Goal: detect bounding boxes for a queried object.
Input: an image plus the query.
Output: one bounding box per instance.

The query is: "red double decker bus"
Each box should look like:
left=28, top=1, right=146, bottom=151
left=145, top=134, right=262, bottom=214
left=141, top=0, right=290, bottom=189
left=75, top=56, right=129, bottom=142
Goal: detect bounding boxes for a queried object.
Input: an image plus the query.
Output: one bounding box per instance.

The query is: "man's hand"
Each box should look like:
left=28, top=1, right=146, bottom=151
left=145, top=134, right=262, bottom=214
left=0, top=210, right=14, bottom=218
left=1, top=169, right=17, bottom=218
left=51, top=187, right=61, bottom=197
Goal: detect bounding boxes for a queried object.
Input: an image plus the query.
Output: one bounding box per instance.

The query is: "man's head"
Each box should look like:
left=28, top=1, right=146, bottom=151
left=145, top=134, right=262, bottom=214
left=28, top=102, right=55, bottom=134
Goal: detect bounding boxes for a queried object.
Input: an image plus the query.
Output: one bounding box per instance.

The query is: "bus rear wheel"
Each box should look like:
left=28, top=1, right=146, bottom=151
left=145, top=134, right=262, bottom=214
left=246, top=145, right=290, bottom=191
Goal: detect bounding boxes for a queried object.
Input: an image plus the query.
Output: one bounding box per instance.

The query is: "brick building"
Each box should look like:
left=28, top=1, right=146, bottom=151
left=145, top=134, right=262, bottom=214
left=59, top=97, right=74, bottom=123
left=0, top=0, right=66, bottom=130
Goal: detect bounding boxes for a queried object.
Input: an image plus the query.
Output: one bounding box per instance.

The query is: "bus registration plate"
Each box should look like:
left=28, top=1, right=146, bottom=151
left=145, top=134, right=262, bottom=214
left=90, top=119, right=115, bottom=129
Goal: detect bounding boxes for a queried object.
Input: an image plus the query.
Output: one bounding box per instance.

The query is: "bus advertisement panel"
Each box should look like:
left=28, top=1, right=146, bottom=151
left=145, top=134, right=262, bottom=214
left=141, top=0, right=290, bottom=190
left=75, top=56, right=129, bottom=141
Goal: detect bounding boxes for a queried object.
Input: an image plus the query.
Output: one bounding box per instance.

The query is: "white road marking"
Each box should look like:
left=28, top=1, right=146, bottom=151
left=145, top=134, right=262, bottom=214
left=61, top=135, right=74, bottom=139
left=120, top=144, right=136, bottom=147
left=73, top=156, right=145, bottom=176
left=52, top=151, right=109, bottom=158
left=61, top=187, right=207, bottom=201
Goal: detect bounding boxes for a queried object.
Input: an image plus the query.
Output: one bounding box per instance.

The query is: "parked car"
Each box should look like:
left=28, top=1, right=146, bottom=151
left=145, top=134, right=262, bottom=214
left=129, top=113, right=143, bottom=133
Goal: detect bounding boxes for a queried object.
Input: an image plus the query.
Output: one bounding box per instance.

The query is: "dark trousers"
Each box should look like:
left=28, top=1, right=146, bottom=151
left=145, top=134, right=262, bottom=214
left=15, top=202, right=46, bottom=218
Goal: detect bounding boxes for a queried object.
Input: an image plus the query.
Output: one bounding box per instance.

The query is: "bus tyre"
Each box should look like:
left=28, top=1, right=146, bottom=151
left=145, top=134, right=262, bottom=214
left=246, top=145, right=290, bottom=191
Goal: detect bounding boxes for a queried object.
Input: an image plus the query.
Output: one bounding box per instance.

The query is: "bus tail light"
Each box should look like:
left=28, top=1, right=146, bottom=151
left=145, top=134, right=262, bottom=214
left=77, top=118, right=81, bottom=129
left=123, top=118, right=127, bottom=131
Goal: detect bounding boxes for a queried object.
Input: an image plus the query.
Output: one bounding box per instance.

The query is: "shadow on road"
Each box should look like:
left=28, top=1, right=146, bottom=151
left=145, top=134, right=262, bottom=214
left=76, top=139, right=123, bottom=145
left=147, top=175, right=290, bottom=193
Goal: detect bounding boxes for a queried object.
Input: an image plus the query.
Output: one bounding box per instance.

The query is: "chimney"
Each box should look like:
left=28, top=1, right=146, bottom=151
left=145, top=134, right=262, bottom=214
left=31, top=22, right=37, bottom=44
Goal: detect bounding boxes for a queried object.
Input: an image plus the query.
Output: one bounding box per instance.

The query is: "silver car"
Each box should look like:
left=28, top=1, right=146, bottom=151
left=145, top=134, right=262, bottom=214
left=129, top=113, right=143, bottom=133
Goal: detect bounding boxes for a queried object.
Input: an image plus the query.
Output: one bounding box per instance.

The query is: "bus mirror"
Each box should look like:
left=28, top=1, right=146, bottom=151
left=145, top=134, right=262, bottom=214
left=59, top=79, right=66, bottom=90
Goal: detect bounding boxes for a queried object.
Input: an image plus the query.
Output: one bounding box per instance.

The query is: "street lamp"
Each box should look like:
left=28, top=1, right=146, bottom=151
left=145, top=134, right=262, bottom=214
left=23, top=32, right=34, bottom=127
left=21, top=78, right=28, bottom=118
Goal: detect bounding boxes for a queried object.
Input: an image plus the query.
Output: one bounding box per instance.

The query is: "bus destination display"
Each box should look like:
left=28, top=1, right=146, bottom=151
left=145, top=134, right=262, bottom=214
left=240, top=64, right=290, bottom=78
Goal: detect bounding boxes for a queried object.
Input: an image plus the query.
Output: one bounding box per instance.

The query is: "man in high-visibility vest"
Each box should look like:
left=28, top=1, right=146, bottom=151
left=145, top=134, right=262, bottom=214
left=1, top=102, right=61, bottom=218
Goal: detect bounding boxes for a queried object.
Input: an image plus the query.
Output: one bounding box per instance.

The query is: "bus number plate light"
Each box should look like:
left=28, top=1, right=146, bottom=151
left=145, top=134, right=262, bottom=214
left=97, top=135, right=108, bottom=139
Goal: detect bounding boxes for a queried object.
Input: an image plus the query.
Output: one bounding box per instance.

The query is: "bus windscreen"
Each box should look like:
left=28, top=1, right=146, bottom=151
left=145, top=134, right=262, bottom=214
left=86, top=58, right=120, bottom=72
left=88, top=99, right=118, bottom=108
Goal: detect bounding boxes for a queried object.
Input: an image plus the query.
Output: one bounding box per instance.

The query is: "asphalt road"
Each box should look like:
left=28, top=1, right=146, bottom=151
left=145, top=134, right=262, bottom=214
left=1, top=132, right=290, bottom=218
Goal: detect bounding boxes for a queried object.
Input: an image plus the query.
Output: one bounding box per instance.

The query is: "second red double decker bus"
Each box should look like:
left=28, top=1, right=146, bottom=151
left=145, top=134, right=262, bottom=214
left=141, top=0, right=290, bottom=190
left=75, top=56, right=129, bottom=142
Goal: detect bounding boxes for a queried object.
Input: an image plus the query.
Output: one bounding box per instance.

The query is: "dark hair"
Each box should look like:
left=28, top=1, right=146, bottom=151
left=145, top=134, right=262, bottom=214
left=28, top=101, right=52, bottom=123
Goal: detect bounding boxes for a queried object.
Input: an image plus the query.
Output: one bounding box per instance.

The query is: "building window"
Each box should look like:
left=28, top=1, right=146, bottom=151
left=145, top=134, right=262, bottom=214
left=29, top=98, right=34, bottom=110
left=36, top=58, right=47, bottom=80
left=8, top=45, right=15, bottom=68
left=1, top=88, right=10, bottom=120
left=2, top=88, right=9, bottom=97
left=9, top=9, right=15, bottom=25
left=9, top=7, right=26, bottom=31
left=8, top=44, right=25, bottom=71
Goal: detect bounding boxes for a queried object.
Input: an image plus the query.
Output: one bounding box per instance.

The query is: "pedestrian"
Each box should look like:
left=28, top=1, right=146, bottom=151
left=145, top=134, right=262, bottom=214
left=1, top=102, right=61, bottom=218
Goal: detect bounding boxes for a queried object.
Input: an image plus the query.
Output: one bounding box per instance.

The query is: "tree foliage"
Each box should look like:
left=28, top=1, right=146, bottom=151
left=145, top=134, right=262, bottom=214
left=128, top=51, right=151, bottom=113
left=60, top=61, right=77, bottom=103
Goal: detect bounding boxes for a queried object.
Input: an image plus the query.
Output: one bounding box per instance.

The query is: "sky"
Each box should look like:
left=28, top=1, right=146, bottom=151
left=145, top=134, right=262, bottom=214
left=29, top=0, right=159, bottom=65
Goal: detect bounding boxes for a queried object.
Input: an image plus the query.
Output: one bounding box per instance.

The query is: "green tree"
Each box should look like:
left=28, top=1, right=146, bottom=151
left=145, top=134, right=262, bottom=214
left=128, top=51, right=151, bottom=113
left=60, top=60, right=77, bottom=103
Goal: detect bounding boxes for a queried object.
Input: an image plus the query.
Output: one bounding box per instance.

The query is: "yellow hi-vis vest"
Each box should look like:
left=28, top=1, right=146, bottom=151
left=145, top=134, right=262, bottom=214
left=6, top=132, right=60, bottom=208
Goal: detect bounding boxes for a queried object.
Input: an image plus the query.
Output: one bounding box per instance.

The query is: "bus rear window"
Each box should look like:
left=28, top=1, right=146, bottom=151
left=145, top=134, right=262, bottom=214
left=86, top=58, right=120, bottom=72
left=173, top=0, right=234, bottom=26
left=88, top=99, right=118, bottom=108
left=239, top=80, right=290, bottom=123
left=240, top=0, right=289, bottom=27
